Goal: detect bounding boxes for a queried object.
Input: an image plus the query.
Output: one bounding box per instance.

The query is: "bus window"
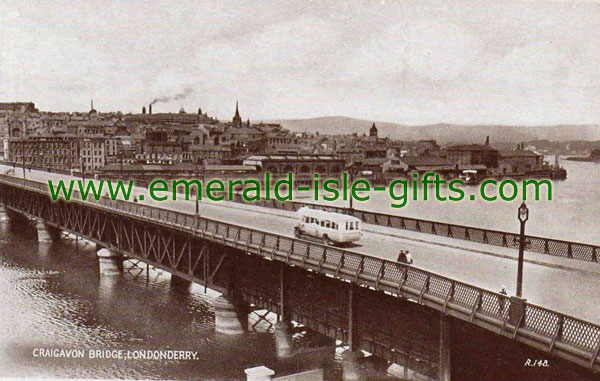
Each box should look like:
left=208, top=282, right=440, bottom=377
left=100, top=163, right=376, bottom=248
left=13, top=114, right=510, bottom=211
left=325, top=221, right=330, bottom=228
left=320, top=220, right=324, bottom=227
left=332, top=222, right=338, bottom=230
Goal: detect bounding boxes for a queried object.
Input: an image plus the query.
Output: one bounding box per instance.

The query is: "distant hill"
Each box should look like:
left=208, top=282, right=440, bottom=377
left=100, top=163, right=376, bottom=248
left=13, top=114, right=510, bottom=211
left=265, top=116, right=600, bottom=143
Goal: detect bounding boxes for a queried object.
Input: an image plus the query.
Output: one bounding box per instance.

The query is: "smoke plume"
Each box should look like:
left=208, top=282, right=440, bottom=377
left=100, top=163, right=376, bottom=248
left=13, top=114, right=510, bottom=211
left=150, top=87, right=194, bottom=105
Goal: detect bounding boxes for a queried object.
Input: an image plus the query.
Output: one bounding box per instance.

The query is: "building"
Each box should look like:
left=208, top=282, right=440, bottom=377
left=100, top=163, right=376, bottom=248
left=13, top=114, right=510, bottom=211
left=0, top=102, right=38, bottom=113
left=140, top=130, right=190, bottom=164
left=98, top=163, right=256, bottom=183
left=350, top=157, right=388, bottom=176
left=190, top=145, right=233, bottom=165
left=369, top=123, right=378, bottom=138
left=334, top=147, right=364, bottom=164
left=383, top=156, right=455, bottom=174
left=79, top=136, right=106, bottom=172
left=6, top=135, right=78, bottom=170
left=498, top=150, right=544, bottom=175
left=243, top=154, right=344, bottom=176
left=446, top=138, right=499, bottom=170
left=364, top=145, right=387, bottom=159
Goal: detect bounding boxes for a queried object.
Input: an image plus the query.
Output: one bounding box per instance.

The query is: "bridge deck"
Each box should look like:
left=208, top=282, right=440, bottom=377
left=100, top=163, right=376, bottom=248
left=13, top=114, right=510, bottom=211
left=2, top=164, right=599, bottom=324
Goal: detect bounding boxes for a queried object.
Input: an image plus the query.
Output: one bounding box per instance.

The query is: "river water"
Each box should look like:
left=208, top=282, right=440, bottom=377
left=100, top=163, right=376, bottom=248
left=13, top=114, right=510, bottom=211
left=0, top=158, right=597, bottom=379
left=0, top=223, right=344, bottom=379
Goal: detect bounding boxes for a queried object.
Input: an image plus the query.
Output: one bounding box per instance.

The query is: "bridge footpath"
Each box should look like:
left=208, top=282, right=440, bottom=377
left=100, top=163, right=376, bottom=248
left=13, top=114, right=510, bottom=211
left=1, top=172, right=600, bottom=379
left=3, top=165, right=599, bottom=324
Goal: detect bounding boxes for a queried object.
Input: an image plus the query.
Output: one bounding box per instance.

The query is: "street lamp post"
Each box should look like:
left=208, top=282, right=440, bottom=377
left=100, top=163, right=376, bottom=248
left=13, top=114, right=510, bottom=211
left=516, top=202, right=529, bottom=297
left=119, top=153, right=124, bottom=181
left=22, top=145, right=26, bottom=180
left=348, top=170, right=353, bottom=211
left=508, top=202, right=529, bottom=327
left=195, top=158, right=200, bottom=216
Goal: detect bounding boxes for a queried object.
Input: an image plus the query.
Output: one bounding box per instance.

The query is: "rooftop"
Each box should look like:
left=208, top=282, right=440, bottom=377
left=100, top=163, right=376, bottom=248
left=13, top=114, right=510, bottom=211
left=399, top=156, right=453, bottom=166
left=500, top=150, right=542, bottom=158
left=245, top=154, right=340, bottom=161
left=447, top=144, right=498, bottom=152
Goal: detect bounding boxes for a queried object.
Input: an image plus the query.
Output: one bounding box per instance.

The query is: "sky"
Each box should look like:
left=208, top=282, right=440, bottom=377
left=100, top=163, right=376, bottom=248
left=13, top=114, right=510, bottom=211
left=1, top=0, right=599, bottom=126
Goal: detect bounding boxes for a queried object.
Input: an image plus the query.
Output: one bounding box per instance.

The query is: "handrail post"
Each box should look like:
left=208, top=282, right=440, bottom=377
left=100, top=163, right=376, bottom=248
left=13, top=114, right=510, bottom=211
left=549, top=315, right=564, bottom=352
left=443, top=282, right=455, bottom=313
left=470, top=292, right=482, bottom=322
left=418, top=274, right=430, bottom=304
left=317, top=247, right=327, bottom=272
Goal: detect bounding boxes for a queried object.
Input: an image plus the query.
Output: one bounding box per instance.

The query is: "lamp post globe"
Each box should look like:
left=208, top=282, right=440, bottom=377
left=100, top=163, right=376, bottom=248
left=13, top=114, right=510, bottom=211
left=518, top=202, right=529, bottom=223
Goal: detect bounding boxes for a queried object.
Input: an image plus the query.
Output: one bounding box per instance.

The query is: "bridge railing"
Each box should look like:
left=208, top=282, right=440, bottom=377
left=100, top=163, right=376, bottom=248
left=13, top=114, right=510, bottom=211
left=229, top=195, right=600, bottom=263
left=6, top=163, right=596, bottom=262
left=1, top=174, right=600, bottom=370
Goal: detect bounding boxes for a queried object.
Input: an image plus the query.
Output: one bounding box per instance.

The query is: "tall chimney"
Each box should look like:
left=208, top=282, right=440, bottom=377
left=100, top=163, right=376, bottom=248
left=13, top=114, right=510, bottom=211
left=142, top=106, right=146, bottom=114
left=485, top=136, right=489, bottom=146
left=149, top=104, right=152, bottom=114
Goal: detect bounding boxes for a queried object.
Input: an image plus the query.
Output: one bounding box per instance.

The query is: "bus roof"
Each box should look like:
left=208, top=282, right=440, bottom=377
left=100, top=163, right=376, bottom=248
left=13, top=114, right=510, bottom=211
left=297, top=206, right=361, bottom=223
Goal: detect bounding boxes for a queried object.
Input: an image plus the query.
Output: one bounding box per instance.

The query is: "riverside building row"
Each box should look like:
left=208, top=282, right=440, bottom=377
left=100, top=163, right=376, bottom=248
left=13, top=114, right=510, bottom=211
left=0, top=101, right=565, bottom=181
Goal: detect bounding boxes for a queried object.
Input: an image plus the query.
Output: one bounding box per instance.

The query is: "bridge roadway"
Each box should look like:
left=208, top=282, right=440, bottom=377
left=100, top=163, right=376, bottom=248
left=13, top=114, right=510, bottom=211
left=2, top=164, right=600, bottom=324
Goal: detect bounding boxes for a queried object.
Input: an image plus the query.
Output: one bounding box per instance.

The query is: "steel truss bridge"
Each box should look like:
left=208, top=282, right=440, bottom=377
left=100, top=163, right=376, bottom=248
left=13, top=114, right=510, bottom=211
left=1, top=174, right=599, bottom=379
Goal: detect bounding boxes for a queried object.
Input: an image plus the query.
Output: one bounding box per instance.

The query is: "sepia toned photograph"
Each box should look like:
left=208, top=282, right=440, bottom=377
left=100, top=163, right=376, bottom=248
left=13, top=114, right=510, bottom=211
left=0, top=1, right=599, bottom=380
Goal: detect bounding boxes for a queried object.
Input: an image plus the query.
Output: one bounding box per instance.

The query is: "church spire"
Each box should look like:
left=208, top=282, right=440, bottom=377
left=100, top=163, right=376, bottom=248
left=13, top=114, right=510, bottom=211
left=89, top=99, right=97, bottom=114
left=232, top=101, right=242, bottom=128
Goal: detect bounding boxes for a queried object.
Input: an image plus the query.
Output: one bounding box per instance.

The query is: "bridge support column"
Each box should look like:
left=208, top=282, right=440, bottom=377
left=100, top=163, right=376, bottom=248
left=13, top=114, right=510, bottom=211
left=276, top=263, right=294, bottom=357
left=0, top=205, right=6, bottom=221
left=97, top=247, right=124, bottom=276
left=438, top=315, right=451, bottom=381
left=36, top=220, right=61, bottom=243
left=274, top=321, right=293, bottom=358
left=213, top=294, right=248, bottom=335
left=342, top=283, right=364, bottom=381
left=170, top=274, right=192, bottom=289
left=342, top=350, right=363, bottom=381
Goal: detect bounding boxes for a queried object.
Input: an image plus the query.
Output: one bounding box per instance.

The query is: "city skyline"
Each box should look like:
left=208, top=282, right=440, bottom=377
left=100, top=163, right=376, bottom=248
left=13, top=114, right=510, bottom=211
left=1, top=1, right=600, bottom=126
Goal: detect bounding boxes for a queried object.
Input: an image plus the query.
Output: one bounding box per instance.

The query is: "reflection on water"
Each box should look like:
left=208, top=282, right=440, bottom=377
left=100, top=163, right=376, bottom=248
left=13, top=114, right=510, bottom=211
left=0, top=220, right=343, bottom=379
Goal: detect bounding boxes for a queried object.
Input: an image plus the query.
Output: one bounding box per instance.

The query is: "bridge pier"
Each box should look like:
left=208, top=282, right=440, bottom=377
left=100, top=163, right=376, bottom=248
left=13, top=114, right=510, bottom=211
left=35, top=220, right=62, bottom=243
left=213, top=293, right=248, bottom=335
left=341, top=350, right=363, bottom=381
left=97, top=247, right=124, bottom=276
left=342, top=283, right=364, bottom=381
left=438, top=315, right=451, bottom=381
left=0, top=205, right=7, bottom=221
left=275, top=263, right=294, bottom=357
left=274, top=321, right=293, bottom=357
